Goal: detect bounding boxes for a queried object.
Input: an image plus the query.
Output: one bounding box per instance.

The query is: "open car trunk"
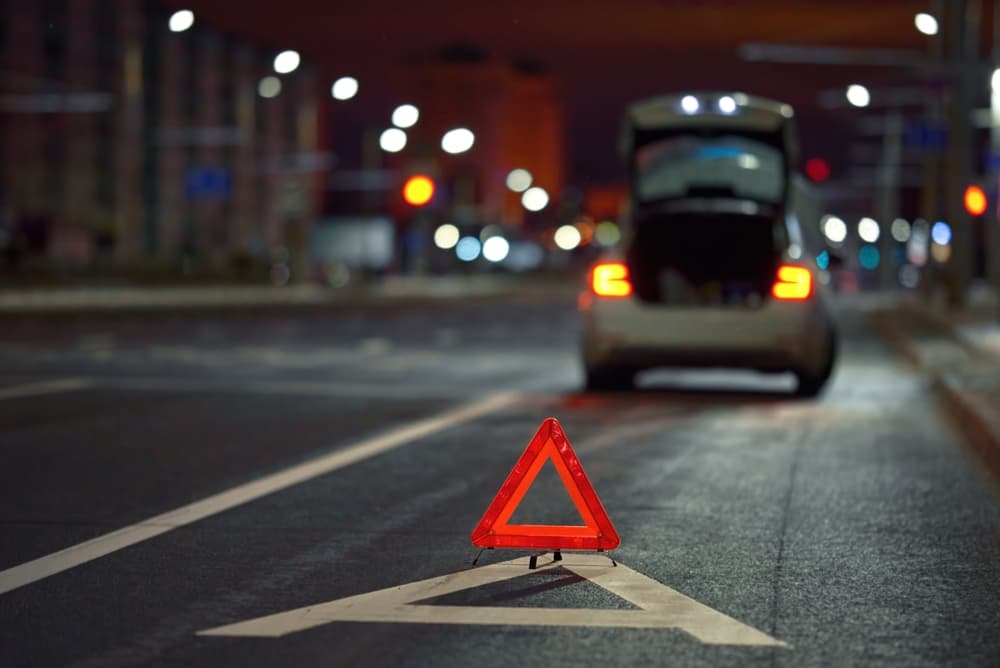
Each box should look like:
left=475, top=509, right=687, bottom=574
left=626, top=210, right=781, bottom=306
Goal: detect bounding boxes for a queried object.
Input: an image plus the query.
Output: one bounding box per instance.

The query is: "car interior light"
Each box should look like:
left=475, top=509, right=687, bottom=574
left=771, top=264, right=812, bottom=301
left=591, top=262, right=633, bottom=297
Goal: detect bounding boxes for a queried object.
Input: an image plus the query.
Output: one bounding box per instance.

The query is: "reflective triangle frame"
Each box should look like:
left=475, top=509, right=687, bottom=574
left=471, top=417, right=620, bottom=551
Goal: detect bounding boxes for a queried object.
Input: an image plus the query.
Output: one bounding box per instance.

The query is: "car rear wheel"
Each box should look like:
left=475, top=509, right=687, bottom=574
left=794, top=326, right=837, bottom=398
left=584, top=365, right=635, bottom=391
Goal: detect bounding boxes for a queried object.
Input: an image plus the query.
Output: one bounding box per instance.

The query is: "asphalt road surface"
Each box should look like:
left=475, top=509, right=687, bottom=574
left=1, top=292, right=998, bottom=667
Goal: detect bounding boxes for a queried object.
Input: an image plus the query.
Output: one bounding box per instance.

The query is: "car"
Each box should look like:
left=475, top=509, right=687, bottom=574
left=579, top=92, right=838, bottom=396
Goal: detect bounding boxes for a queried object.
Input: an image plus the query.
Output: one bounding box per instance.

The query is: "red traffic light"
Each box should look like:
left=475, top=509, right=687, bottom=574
left=805, top=157, right=831, bottom=182
left=403, top=174, right=435, bottom=206
left=964, top=185, right=987, bottom=216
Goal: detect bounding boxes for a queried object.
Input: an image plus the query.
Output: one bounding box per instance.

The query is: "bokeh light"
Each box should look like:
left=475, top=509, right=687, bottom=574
left=402, top=175, right=434, bottom=206
left=257, top=76, right=281, bottom=98
left=890, top=218, right=911, bottom=243
left=717, top=96, right=737, bottom=114
left=379, top=128, right=407, bottom=153
left=521, top=187, right=549, bottom=212
left=914, top=12, right=939, bottom=36
left=168, top=9, right=194, bottom=32
left=846, top=84, right=871, bottom=108
left=504, top=242, right=545, bottom=272
left=907, top=220, right=929, bottom=266
left=931, top=221, right=952, bottom=246
left=816, top=250, right=830, bottom=270
left=964, top=185, right=987, bottom=216
left=931, top=242, right=952, bottom=263
left=554, top=224, right=582, bottom=251
left=433, top=224, right=460, bottom=250
left=858, top=217, right=880, bottom=243
left=479, top=224, right=502, bottom=242
left=273, top=50, right=300, bottom=74
left=859, top=244, right=880, bottom=270
left=455, top=236, right=482, bottom=262
left=822, top=215, right=847, bottom=243
left=441, top=128, right=475, bottom=154
left=482, top=236, right=510, bottom=263
left=805, top=157, right=830, bottom=182
left=506, top=168, right=532, bottom=192
left=391, top=104, right=419, bottom=129
left=681, top=95, right=700, bottom=114
left=331, top=76, right=358, bottom=101
left=595, top=221, right=621, bottom=247
left=899, top=264, right=920, bottom=289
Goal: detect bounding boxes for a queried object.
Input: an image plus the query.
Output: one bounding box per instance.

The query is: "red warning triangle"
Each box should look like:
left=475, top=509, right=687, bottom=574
left=471, top=418, right=620, bottom=551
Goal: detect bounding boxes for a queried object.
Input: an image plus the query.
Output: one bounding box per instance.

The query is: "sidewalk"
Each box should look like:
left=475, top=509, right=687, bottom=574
left=875, top=286, right=1000, bottom=478
left=0, top=274, right=577, bottom=313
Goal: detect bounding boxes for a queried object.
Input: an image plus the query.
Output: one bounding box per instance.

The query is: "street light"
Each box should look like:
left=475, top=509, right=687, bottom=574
left=168, top=9, right=194, bottom=32
left=890, top=218, right=911, bottom=243
left=379, top=128, right=407, bottom=153
left=554, top=224, right=582, bottom=251
left=391, top=104, right=419, bottom=129
left=433, top=224, right=460, bottom=250
left=858, top=217, right=881, bottom=243
left=331, top=76, right=358, bottom=101
left=441, top=128, right=475, bottom=154
left=257, top=76, right=281, bottom=99
left=521, top=187, right=549, bottom=212
left=822, top=215, right=847, bottom=243
left=914, top=13, right=939, bottom=36
left=482, top=236, right=510, bottom=263
left=505, top=168, right=532, bottom=192
left=273, top=50, right=300, bottom=75
left=846, top=84, right=871, bottom=108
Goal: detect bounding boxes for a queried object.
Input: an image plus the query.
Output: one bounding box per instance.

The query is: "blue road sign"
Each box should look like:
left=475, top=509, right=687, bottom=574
left=903, top=121, right=947, bottom=152
left=185, top=167, right=231, bottom=200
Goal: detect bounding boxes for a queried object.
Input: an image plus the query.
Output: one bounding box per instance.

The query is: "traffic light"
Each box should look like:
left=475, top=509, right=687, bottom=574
left=403, top=174, right=435, bottom=206
left=964, top=184, right=987, bottom=216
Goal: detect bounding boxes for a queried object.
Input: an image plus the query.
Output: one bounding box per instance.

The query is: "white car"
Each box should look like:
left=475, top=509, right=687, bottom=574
left=579, top=93, right=837, bottom=396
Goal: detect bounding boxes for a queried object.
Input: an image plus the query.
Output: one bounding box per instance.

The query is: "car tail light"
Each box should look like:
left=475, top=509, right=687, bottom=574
left=771, top=264, right=813, bottom=301
left=591, top=262, right=633, bottom=298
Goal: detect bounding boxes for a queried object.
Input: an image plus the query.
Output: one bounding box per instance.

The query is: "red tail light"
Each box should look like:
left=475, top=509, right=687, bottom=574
left=772, top=264, right=813, bottom=301
left=591, top=262, right=633, bottom=298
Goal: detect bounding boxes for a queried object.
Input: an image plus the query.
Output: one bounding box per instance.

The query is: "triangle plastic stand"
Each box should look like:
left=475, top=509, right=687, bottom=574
left=471, top=417, right=620, bottom=551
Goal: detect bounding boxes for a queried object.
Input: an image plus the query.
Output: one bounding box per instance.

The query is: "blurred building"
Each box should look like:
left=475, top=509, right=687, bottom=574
left=399, top=47, right=565, bottom=229
left=0, top=0, right=322, bottom=274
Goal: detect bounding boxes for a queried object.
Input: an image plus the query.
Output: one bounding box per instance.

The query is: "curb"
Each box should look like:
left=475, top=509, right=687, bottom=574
left=873, top=305, right=1000, bottom=479
left=935, top=375, right=1000, bottom=478
left=0, top=277, right=578, bottom=315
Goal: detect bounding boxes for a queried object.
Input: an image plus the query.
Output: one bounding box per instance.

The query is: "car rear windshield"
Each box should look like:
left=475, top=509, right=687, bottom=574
left=634, top=134, right=785, bottom=204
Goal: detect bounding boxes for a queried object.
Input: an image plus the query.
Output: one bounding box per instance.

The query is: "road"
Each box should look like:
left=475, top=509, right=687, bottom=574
left=0, top=292, right=998, bottom=667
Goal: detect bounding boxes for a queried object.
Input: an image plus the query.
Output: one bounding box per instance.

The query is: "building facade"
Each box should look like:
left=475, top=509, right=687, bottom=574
left=0, top=0, right=321, bottom=274
left=397, top=51, right=565, bottom=230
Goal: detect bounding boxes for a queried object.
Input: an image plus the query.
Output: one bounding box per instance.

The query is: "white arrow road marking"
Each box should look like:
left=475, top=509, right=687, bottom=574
left=198, top=553, right=786, bottom=647
left=0, top=391, right=520, bottom=595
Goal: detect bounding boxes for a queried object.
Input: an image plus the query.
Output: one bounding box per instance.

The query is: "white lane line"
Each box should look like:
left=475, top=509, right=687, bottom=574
left=199, top=553, right=785, bottom=646
left=0, top=391, right=519, bottom=596
left=0, top=378, right=95, bottom=401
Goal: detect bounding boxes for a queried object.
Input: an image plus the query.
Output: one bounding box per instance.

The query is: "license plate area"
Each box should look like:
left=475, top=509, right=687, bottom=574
left=659, top=269, right=764, bottom=307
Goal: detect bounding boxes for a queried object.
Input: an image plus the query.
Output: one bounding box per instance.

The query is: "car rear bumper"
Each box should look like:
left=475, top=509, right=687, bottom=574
left=580, top=292, right=831, bottom=373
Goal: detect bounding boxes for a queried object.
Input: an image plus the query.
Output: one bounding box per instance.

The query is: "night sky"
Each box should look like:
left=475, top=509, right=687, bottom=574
left=166, top=0, right=933, bottom=187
